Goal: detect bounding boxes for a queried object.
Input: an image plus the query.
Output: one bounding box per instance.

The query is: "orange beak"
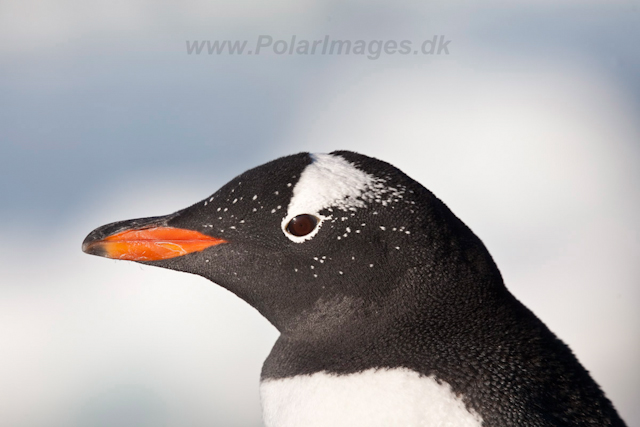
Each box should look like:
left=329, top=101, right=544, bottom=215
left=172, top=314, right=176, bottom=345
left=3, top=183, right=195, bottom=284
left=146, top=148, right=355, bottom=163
left=82, top=226, right=227, bottom=261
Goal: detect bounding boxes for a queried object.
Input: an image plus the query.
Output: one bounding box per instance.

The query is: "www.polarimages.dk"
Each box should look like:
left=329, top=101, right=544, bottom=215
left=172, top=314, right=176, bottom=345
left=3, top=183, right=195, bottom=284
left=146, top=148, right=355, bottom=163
left=186, top=35, right=451, bottom=59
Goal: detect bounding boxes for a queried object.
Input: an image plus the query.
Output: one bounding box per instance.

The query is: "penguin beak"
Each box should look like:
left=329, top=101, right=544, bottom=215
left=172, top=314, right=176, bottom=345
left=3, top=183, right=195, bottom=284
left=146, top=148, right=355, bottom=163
left=82, top=218, right=227, bottom=262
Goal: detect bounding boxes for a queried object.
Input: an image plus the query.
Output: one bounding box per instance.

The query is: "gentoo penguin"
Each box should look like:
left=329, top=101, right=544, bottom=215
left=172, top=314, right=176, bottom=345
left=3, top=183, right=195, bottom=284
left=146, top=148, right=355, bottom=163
left=83, top=151, right=626, bottom=426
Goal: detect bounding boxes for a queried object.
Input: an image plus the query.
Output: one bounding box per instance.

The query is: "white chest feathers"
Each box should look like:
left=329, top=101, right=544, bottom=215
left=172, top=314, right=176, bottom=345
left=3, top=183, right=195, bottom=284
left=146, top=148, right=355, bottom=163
left=260, top=368, right=483, bottom=427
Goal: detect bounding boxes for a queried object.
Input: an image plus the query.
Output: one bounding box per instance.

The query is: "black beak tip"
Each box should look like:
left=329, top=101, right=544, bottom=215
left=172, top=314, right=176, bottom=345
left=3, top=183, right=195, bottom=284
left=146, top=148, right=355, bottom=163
left=82, top=229, right=105, bottom=256
left=82, top=242, right=107, bottom=257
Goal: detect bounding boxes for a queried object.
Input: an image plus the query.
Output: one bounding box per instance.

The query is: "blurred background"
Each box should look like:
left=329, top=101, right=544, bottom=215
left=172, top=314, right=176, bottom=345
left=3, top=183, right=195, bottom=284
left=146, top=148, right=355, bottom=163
left=1, top=0, right=639, bottom=426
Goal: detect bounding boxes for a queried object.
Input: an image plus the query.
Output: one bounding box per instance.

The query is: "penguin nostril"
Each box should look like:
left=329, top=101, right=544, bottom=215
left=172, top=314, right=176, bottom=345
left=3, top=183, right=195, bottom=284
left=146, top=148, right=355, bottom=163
left=286, top=214, right=319, bottom=237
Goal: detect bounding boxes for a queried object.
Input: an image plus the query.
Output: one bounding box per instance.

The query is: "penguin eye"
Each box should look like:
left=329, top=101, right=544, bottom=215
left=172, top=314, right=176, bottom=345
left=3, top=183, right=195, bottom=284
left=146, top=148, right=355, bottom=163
left=286, top=214, right=319, bottom=237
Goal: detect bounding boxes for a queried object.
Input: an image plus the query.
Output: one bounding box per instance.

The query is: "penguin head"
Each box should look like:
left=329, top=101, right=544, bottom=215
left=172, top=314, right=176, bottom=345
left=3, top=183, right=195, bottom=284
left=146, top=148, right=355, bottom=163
left=83, top=151, right=500, bottom=336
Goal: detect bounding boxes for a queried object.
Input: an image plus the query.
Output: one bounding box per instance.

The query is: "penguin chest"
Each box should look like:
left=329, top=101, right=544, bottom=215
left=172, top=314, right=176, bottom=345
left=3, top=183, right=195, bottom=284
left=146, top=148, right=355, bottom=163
left=260, top=368, right=482, bottom=427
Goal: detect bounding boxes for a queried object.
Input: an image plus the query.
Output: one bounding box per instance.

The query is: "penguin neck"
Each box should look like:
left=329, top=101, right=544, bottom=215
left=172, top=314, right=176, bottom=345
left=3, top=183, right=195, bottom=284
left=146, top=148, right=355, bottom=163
left=261, top=256, right=512, bottom=381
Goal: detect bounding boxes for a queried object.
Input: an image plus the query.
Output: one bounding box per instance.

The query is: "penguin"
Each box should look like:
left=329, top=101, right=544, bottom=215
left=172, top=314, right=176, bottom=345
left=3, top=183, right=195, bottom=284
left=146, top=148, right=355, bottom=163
left=83, top=151, right=626, bottom=427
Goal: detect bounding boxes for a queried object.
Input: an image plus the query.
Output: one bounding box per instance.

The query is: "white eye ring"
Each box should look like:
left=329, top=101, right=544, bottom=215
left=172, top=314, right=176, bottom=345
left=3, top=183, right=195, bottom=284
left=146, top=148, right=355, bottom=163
left=281, top=213, right=328, bottom=243
left=285, top=214, right=319, bottom=237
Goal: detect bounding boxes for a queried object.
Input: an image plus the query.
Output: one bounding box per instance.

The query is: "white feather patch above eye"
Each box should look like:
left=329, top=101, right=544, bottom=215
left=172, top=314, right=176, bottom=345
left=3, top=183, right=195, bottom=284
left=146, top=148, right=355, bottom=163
left=260, top=368, right=483, bottom=427
left=282, top=153, right=378, bottom=242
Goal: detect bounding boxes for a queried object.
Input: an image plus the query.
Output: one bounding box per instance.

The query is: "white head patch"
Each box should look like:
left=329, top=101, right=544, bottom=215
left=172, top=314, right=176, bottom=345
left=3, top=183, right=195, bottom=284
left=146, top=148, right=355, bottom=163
left=282, top=153, right=379, bottom=242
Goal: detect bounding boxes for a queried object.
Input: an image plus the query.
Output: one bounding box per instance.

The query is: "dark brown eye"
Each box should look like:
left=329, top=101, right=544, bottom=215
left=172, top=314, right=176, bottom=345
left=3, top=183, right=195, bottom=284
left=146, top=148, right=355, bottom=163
left=286, top=214, right=319, bottom=237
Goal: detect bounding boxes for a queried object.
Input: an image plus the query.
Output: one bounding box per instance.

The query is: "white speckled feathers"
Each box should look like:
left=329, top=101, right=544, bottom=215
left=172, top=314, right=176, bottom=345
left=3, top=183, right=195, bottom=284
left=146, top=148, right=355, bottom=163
left=282, top=153, right=407, bottom=242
